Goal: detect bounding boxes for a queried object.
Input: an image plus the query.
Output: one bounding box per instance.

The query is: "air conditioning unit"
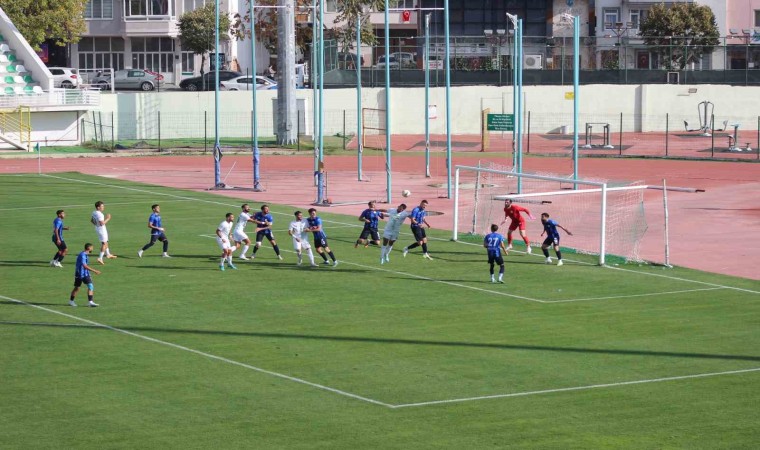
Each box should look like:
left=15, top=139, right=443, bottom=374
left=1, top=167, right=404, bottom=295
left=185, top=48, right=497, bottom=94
left=524, top=54, right=543, bottom=69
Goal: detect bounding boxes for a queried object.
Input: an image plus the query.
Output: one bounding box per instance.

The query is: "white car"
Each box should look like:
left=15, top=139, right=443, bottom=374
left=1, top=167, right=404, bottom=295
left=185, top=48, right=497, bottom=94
left=221, top=75, right=277, bottom=91
left=392, top=52, right=417, bottom=68
left=375, top=55, right=400, bottom=70
left=48, top=67, right=80, bottom=88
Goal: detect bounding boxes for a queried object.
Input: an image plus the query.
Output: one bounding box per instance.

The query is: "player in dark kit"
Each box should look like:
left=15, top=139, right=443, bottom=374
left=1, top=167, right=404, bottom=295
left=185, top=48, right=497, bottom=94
left=50, top=209, right=70, bottom=267
left=251, top=204, right=283, bottom=260
left=540, top=213, right=572, bottom=266
left=484, top=224, right=508, bottom=283
left=69, top=243, right=101, bottom=307
left=355, top=201, right=384, bottom=248
left=306, top=208, right=338, bottom=266
left=138, top=204, right=170, bottom=258
left=402, top=200, right=433, bottom=260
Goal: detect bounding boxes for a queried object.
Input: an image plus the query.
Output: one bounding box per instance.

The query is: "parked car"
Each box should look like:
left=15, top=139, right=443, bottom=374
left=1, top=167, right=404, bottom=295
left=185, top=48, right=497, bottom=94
left=375, top=55, right=400, bottom=70
left=179, top=71, right=242, bottom=91
left=392, top=52, right=416, bottom=68
left=48, top=67, right=80, bottom=88
left=337, top=52, right=364, bottom=70
left=221, top=75, right=277, bottom=91
left=92, top=69, right=163, bottom=91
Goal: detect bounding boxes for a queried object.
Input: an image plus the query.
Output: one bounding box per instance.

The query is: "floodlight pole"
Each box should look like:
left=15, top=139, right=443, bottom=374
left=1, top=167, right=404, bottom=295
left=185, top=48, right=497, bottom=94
left=250, top=0, right=261, bottom=191
left=312, top=4, right=319, bottom=177
left=384, top=0, right=391, bottom=203
left=516, top=18, right=523, bottom=193
left=424, top=12, right=431, bottom=178
left=357, top=15, right=363, bottom=181
left=507, top=14, right=518, bottom=171
left=572, top=14, right=580, bottom=188
left=444, top=0, right=452, bottom=197
left=317, top=0, right=326, bottom=203
left=213, top=0, right=221, bottom=187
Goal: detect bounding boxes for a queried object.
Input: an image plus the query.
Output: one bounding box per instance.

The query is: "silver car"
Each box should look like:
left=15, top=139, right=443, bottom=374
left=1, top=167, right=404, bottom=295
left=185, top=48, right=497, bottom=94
left=92, top=69, right=163, bottom=91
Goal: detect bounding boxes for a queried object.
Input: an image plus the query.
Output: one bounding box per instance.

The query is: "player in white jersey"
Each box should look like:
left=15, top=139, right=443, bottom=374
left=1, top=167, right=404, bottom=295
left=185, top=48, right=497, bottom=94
left=233, top=203, right=256, bottom=260
left=380, top=203, right=410, bottom=264
left=288, top=211, right=317, bottom=267
left=216, top=213, right=237, bottom=271
left=91, top=201, right=117, bottom=264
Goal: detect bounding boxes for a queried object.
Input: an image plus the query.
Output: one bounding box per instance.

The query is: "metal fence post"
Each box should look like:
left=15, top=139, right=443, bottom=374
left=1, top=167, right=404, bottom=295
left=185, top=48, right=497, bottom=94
left=158, top=111, right=162, bottom=152
left=665, top=113, right=669, bottom=157
left=297, top=109, right=301, bottom=152
left=526, top=111, right=531, bottom=154
left=204, top=111, right=208, bottom=154
left=111, top=111, right=115, bottom=151
left=710, top=114, right=715, bottom=158
left=343, top=109, right=346, bottom=150
left=619, top=112, right=623, bottom=156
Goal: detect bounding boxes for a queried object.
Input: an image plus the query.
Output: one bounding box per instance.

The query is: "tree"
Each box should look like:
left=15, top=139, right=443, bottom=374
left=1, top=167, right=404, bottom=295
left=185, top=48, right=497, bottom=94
left=331, top=0, right=389, bottom=53
left=639, top=2, right=719, bottom=70
left=178, top=3, right=232, bottom=76
left=0, top=0, right=89, bottom=51
left=234, top=0, right=312, bottom=56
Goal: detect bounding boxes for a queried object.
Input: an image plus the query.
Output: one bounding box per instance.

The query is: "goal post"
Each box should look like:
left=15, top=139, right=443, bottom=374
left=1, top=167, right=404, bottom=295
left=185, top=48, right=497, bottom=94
left=453, top=164, right=649, bottom=265
left=361, top=107, right=386, bottom=150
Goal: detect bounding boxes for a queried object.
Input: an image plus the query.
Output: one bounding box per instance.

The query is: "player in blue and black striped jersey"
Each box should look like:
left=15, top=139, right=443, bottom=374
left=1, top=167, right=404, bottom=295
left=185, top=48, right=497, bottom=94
left=355, top=201, right=385, bottom=248
left=251, top=204, right=283, bottom=260
left=540, top=213, right=572, bottom=266
left=307, top=208, right=338, bottom=266
left=50, top=209, right=70, bottom=268
left=69, top=243, right=101, bottom=307
left=402, top=200, right=433, bottom=260
left=138, top=204, right=170, bottom=258
left=484, top=224, right=508, bottom=284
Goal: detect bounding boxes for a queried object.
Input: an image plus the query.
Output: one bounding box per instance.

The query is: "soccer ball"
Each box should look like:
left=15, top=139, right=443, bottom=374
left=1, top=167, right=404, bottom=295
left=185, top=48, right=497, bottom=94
left=402, top=189, right=411, bottom=197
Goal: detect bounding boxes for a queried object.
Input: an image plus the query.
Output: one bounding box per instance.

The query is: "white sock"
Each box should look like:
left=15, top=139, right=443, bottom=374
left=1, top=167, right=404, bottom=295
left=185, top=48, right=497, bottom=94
left=105, top=248, right=111, bottom=256
left=99, top=251, right=105, bottom=260
left=387, top=244, right=394, bottom=254
left=220, top=257, right=226, bottom=266
left=380, top=246, right=387, bottom=258
left=307, top=249, right=315, bottom=264
left=227, top=255, right=233, bottom=264
left=241, top=244, right=249, bottom=256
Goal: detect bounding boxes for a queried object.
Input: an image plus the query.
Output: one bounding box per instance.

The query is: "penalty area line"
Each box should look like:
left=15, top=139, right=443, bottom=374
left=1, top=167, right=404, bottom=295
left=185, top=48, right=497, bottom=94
left=544, top=287, right=726, bottom=303
left=391, top=366, right=760, bottom=408
left=0, top=294, right=394, bottom=408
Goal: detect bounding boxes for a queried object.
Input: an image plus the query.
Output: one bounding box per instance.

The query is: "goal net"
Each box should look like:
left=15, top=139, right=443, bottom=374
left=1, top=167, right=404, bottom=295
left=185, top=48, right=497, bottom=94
left=361, top=108, right=386, bottom=150
left=453, top=163, right=648, bottom=265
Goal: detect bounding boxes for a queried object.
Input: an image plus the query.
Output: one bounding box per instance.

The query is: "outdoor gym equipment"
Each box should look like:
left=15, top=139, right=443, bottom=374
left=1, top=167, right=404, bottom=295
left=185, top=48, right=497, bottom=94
left=581, top=122, right=614, bottom=149
left=683, top=101, right=723, bottom=136
left=726, top=123, right=753, bottom=152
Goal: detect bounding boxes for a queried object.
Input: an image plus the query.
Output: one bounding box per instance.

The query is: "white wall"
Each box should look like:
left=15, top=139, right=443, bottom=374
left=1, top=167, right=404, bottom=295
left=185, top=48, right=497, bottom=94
left=90, top=84, right=760, bottom=142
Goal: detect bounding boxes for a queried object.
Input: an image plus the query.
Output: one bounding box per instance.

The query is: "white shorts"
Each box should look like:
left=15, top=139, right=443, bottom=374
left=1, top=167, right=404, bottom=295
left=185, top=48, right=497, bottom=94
left=233, top=230, right=249, bottom=242
left=383, top=230, right=400, bottom=241
left=216, top=237, right=233, bottom=251
left=95, top=227, right=109, bottom=243
left=292, top=238, right=311, bottom=251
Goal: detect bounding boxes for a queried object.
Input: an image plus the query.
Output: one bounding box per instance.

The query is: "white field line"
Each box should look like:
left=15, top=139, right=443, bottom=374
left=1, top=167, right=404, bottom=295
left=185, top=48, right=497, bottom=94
left=391, top=367, right=760, bottom=409
left=42, top=174, right=759, bottom=299
left=544, top=287, right=726, bottom=303
left=195, top=235, right=543, bottom=303
left=0, top=294, right=393, bottom=408
left=0, top=199, right=193, bottom=212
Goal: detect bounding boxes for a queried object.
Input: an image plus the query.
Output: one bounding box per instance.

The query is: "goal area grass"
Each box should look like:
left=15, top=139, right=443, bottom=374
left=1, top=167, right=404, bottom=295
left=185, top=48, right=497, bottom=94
left=1, top=173, right=758, bottom=448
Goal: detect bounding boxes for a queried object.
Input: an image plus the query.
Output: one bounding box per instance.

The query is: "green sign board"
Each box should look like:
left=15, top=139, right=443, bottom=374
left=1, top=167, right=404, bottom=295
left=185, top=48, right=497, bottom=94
left=486, top=113, right=514, bottom=131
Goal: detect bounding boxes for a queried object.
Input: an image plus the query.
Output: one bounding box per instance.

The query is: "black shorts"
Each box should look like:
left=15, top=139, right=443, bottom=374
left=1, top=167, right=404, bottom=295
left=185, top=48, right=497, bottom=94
left=52, top=236, right=67, bottom=251
left=314, top=237, right=329, bottom=249
left=256, top=229, right=274, bottom=242
left=543, top=236, right=559, bottom=247
left=412, top=226, right=426, bottom=242
left=149, top=232, right=168, bottom=243
left=487, top=252, right=504, bottom=265
left=74, top=275, right=93, bottom=287
left=359, top=227, right=380, bottom=241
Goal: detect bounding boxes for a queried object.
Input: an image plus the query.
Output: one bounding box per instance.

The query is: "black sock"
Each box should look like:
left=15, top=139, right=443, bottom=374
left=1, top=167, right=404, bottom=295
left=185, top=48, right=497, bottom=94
left=53, top=253, right=60, bottom=261
left=70, top=295, right=75, bottom=301
left=421, top=243, right=428, bottom=253
left=253, top=246, right=260, bottom=255
left=542, top=248, right=550, bottom=257
left=142, top=242, right=153, bottom=251
left=273, top=244, right=280, bottom=255
left=556, top=250, right=562, bottom=260
left=58, top=254, right=64, bottom=262
left=163, top=240, right=169, bottom=252
left=408, top=242, right=420, bottom=250
left=320, top=252, right=328, bottom=261
left=328, top=251, right=336, bottom=261
left=87, top=294, right=93, bottom=301
left=499, top=265, right=505, bottom=275
left=489, top=263, right=494, bottom=275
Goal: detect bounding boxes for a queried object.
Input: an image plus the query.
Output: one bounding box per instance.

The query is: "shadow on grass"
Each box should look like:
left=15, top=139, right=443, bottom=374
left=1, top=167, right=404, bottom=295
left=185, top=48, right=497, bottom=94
left=1, top=319, right=758, bottom=363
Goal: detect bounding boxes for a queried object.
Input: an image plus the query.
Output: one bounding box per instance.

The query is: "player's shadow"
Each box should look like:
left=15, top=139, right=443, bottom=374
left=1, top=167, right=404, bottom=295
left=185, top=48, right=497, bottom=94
left=0, top=300, right=63, bottom=307
left=0, top=261, right=60, bottom=267
left=126, top=265, right=224, bottom=271
left=2, top=320, right=759, bottom=363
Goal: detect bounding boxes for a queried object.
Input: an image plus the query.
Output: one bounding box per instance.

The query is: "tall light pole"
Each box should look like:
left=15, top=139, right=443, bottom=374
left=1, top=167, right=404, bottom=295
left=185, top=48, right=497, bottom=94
left=356, top=14, right=363, bottom=181
left=250, top=0, right=261, bottom=191
left=213, top=0, right=221, bottom=187
left=317, top=0, right=326, bottom=203
left=443, top=0, right=452, bottom=197
left=562, top=12, right=580, bottom=186
left=507, top=13, right=522, bottom=191
left=424, top=12, right=431, bottom=178
left=383, top=0, right=391, bottom=203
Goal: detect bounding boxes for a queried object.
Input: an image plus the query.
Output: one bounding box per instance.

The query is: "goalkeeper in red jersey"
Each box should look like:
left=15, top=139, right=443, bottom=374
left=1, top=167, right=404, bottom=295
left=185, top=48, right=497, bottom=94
left=500, top=199, right=535, bottom=254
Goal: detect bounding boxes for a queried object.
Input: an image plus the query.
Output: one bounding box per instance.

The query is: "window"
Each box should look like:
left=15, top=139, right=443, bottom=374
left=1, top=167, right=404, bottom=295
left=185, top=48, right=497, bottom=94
left=181, top=52, right=195, bottom=72
left=131, top=37, right=175, bottom=73
left=630, top=10, right=641, bottom=30
left=78, top=37, right=125, bottom=70
left=397, top=0, right=416, bottom=8
left=755, top=10, right=760, bottom=27
left=325, top=0, right=337, bottom=12
left=182, top=0, right=205, bottom=14
left=125, top=0, right=171, bottom=17
left=603, top=8, right=619, bottom=30
left=84, top=0, right=113, bottom=19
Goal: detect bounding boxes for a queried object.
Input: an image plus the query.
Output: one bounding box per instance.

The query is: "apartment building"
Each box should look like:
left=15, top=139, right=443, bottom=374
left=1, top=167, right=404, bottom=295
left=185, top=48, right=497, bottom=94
left=70, top=0, right=269, bottom=84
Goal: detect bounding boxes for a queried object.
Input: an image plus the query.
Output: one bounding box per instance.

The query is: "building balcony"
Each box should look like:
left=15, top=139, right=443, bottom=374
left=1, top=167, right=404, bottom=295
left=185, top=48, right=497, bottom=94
left=123, top=17, right=179, bottom=37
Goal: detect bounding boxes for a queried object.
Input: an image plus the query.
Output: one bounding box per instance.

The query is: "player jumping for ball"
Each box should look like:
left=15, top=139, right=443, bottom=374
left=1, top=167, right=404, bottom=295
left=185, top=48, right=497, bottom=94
left=500, top=199, right=535, bottom=254
left=540, top=213, right=572, bottom=266
left=380, top=203, right=410, bottom=264
left=403, top=200, right=432, bottom=260
left=355, top=201, right=385, bottom=248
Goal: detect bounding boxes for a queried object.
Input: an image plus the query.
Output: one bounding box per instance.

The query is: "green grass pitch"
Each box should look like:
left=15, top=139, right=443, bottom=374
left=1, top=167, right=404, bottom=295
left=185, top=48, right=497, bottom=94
left=1, top=173, right=758, bottom=448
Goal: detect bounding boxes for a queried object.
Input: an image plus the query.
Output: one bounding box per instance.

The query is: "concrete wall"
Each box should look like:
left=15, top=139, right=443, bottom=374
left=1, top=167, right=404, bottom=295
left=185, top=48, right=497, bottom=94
left=90, top=84, right=760, bottom=143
